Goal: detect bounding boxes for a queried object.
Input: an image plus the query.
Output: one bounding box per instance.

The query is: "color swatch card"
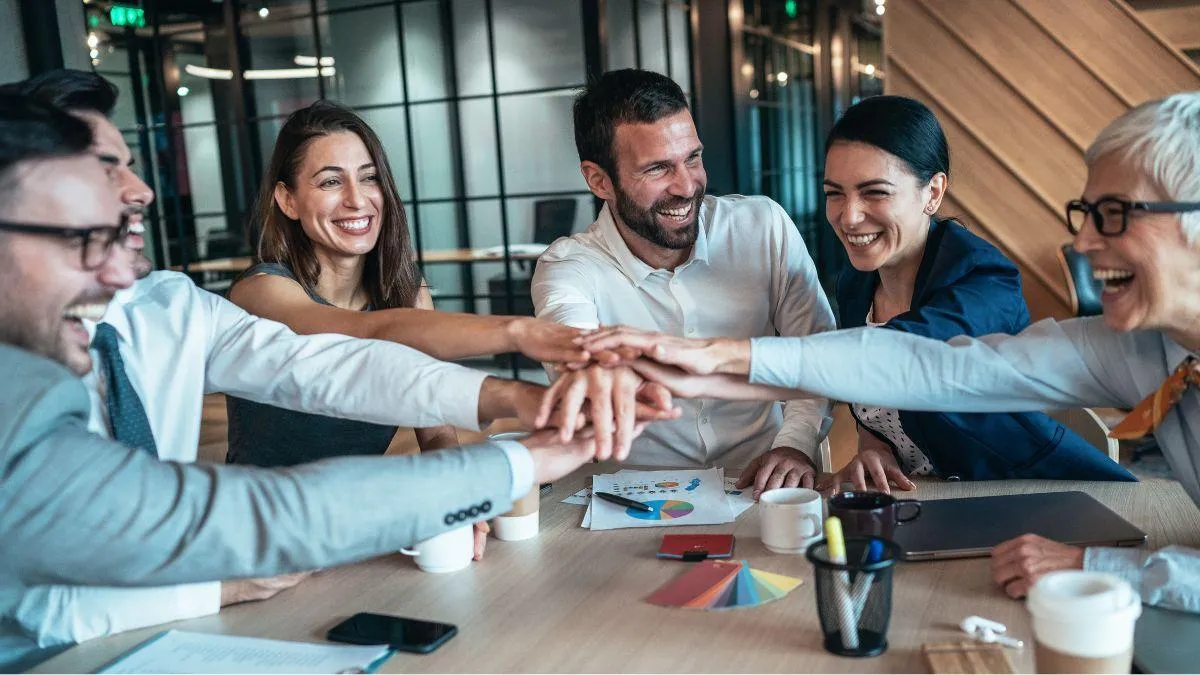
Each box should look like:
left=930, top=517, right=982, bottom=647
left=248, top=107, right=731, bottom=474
left=646, top=560, right=803, bottom=611
left=587, top=468, right=734, bottom=531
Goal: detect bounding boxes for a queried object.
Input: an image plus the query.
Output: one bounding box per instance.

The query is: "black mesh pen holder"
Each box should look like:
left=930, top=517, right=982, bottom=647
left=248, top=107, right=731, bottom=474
left=805, top=536, right=901, bottom=657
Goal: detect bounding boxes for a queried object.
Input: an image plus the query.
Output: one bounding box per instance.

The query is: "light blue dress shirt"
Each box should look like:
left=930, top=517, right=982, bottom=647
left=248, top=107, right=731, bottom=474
left=749, top=316, right=1200, bottom=613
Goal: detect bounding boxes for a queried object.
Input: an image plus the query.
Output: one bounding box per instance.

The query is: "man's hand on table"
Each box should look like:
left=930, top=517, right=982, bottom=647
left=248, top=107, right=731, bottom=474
left=991, top=534, right=1085, bottom=599
left=738, top=447, right=818, bottom=499
left=534, top=365, right=680, bottom=461
left=220, top=572, right=311, bottom=607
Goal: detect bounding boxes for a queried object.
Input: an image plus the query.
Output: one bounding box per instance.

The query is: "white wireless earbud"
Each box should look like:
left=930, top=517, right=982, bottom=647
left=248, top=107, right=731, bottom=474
left=960, top=615, right=1024, bottom=649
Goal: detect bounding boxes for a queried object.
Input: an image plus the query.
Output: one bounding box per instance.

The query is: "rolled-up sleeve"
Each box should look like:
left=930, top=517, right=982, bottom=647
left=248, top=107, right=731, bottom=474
left=1086, top=545, right=1200, bottom=614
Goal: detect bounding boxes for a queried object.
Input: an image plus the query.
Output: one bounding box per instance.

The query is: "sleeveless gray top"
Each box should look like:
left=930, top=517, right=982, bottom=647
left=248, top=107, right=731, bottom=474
left=224, top=262, right=398, bottom=467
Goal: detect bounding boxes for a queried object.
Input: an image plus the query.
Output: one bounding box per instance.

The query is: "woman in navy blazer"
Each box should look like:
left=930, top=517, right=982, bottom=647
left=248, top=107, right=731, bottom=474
left=822, top=96, right=1133, bottom=490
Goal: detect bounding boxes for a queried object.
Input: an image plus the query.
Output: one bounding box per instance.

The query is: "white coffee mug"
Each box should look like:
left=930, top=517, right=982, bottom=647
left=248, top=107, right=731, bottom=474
left=760, top=487, right=824, bottom=554
left=400, top=525, right=473, bottom=573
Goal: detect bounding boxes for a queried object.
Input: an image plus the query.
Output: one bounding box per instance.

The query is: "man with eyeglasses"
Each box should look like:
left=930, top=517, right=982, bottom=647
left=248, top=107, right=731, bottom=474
left=574, top=93, right=1200, bottom=614
left=0, top=92, right=641, bottom=671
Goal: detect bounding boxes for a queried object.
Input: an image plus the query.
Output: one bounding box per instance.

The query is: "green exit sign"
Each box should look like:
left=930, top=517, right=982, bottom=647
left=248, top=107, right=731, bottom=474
left=109, top=5, right=146, bottom=29
left=784, top=0, right=797, bottom=18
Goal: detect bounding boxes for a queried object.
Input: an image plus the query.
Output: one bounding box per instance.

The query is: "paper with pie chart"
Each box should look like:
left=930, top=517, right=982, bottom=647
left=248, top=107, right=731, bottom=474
left=586, top=468, right=734, bottom=531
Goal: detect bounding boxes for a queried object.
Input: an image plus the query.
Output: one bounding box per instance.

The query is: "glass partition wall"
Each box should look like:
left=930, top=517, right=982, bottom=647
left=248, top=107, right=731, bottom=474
left=82, top=0, right=691, bottom=323
left=76, top=0, right=884, bottom=375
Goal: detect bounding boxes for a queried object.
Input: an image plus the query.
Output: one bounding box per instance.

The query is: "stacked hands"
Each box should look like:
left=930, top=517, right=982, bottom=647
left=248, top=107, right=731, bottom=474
left=522, top=323, right=1083, bottom=600
left=523, top=323, right=816, bottom=498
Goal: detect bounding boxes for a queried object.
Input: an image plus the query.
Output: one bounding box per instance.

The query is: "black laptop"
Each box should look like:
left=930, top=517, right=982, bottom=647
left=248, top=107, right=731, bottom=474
left=893, top=491, right=1147, bottom=561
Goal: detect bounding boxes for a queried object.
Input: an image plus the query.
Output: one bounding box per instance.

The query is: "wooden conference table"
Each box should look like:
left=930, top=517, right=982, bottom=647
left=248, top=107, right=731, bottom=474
left=33, top=469, right=1200, bottom=673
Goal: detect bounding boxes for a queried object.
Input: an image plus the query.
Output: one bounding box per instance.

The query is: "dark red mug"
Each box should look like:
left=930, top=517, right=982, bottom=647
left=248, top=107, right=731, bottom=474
left=827, top=491, right=922, bottom=540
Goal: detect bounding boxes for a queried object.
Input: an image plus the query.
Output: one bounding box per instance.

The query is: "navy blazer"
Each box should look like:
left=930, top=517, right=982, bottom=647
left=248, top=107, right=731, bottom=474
left=836, top=218, right=1134, bottom=481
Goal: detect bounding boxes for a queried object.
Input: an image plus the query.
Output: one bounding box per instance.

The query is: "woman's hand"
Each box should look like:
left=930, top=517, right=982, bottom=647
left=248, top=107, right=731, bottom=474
left=819, top=430, right=915, bottom=495
left=507, top=318, right=590, bottom=365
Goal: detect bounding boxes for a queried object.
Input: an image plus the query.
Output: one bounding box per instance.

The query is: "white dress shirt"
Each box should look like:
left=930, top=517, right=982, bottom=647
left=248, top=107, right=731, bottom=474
left=750, top=316, right=1200, bottom=612
left=8, top=271, right=532, bottom=662
left=533, top=195, right=835, bottom=470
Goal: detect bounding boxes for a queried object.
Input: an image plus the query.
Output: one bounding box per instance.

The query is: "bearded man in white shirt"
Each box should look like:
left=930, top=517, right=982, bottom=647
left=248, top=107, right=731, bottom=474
left=533, top=69, right=835, bottom=494
left=1, top=71, right=670, bottom=664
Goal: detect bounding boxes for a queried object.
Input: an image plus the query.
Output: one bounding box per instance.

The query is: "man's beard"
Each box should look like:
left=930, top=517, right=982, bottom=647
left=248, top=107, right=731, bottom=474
left=614, top=185, right=704, bottom=250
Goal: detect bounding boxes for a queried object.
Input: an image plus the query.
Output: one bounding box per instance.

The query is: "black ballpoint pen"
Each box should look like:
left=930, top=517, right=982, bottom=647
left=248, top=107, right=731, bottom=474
left=595, top=491, right=654, bottom=512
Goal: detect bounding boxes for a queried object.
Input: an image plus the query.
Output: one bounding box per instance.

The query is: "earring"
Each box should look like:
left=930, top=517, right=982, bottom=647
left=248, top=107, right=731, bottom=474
left=924, top=205, right=935, bottom=215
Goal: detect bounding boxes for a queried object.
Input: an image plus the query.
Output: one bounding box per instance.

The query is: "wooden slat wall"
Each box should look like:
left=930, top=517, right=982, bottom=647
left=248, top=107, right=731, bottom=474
left=1140, top=5, right=1200, bottom=51
left=886, top=0, right=1200, bottom=320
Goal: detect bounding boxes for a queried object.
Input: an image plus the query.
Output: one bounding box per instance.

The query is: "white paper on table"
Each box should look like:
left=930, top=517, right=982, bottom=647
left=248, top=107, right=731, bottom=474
left=99, top=630, right=393, bottom=674
left=562, top=487, right=592, bottom=505
left=580, top=470, right=754, bottom=527
left=588, top=468, right=733, bottom=531
left=723, top=476, right=756, bottom=518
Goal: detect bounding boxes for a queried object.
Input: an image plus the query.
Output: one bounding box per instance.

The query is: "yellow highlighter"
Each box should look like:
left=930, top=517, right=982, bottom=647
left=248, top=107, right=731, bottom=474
left=825, top=516, right=847, bottom=564
left=824, top=516, right=859, bottom=650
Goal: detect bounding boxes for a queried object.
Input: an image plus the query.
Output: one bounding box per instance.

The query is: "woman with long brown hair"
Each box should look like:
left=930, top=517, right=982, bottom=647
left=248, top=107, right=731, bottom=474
left=224, top=101, right=673, bottom=559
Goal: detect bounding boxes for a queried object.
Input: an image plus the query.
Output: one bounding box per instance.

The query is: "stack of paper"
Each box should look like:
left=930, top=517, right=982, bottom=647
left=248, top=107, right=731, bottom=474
left=646, top=559, right=803, bottom=610
left=563, top=474, right=755, bottom=522
left=99, top=630, right=393, bottom=674
left=580, top=468, right=747, bottom=530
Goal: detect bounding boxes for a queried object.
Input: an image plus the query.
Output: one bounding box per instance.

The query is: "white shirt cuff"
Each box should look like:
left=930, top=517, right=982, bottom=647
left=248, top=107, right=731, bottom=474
left=175, top=581, right=222, bottom=619
left=438, top=368, right=491, bottom=432
left=495, top=440, right=535, bottom=500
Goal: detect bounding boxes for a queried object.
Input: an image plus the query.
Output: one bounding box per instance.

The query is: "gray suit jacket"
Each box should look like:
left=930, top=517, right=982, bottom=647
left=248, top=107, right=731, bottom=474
left=0, top=343, right=515, bottom=587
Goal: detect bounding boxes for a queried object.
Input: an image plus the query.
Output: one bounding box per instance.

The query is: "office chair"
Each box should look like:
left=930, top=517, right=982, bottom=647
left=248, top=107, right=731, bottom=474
left=1055, top=244, right=1159, bottom=463
left=489, top=198, right=578, bottom=316
left=489, top=198, right=578, bottom=369
left=1057, top=244, right=1103, bottom=317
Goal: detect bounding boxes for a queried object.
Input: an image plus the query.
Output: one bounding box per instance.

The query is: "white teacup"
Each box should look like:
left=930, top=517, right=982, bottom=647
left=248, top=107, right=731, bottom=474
left=760, top=487, right=823, bottom=554
left=400, top=526, right=473, bottom=573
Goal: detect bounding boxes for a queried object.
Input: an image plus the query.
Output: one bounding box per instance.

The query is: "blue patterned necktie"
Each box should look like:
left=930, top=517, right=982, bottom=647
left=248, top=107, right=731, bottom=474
left=92, top=322, right=158, bottom=455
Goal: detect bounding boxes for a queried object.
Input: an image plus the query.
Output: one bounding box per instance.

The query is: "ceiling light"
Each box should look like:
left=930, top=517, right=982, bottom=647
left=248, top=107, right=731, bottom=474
left=749, top=89, right=759, bottom=99
left=90, top=49, right=100, bottom=59
left=87, top=33, right=99, bottom=48
left=177, top=85, right=190, bottom=97
left=184, top=64, right=234, bottom=80
left=864, top=64, right=875, bottom=75
left=293, top=55, right=336, bottom=67
left=258, top=7, right=270, bottom=18
left=777, top=72, right=789, bottom=84
left=876, top=5, right=886, bottom=15
left=244, top=67, right=336, bottom=80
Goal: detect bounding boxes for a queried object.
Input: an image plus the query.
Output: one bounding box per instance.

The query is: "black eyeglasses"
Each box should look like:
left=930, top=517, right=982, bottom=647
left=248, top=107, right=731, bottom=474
left=0, top=210, right=132, bottom=270
left=1065, top=198, right=1200, bottom=236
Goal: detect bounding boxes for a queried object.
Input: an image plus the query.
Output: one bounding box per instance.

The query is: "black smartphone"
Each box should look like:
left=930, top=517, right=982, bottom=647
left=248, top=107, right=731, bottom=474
left=326, top=612, right=458, bottom=654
